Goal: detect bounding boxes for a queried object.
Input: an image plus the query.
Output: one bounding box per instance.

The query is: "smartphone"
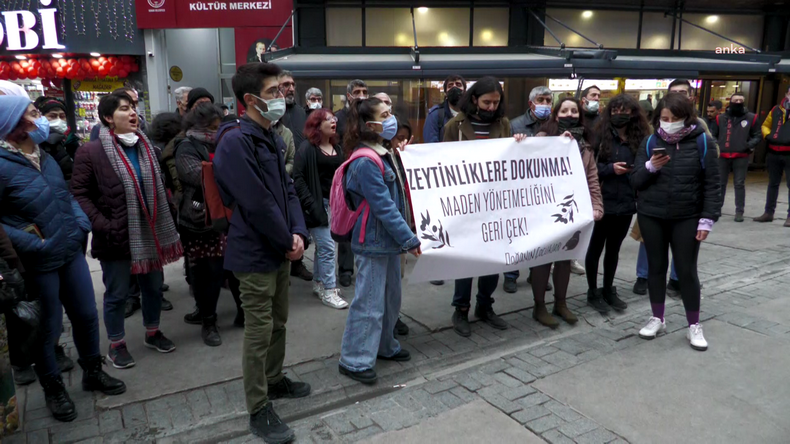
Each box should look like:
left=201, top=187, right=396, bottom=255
left=653, top=147, right=667, bottom=157
left=626, top=163, right=635, bottom=169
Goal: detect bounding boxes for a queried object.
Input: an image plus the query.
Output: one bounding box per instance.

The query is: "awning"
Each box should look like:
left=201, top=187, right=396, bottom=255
left=572, top=55, right=777, bottom=77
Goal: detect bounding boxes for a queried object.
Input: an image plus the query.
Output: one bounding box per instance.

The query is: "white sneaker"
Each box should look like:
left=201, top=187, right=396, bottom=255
left=687, top=323, right=708, bottom=351
left=312, top=281, right=325, bottom=297
left=570, top=260, right=586, bottom=275
left=638, top=316, right=666, bottom=339
left=321, top=288, right=349, bottom=310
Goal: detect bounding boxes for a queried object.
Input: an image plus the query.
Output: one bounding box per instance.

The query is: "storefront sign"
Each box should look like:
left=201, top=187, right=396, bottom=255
left=136, top=0, right=293, bottom=29
left=399, top=137, right=594, bottom=283
left=625, top=79, right=672, bottom=90
left=0, top=0, right=64, bottom=51
left=73, top=79, right=125, bottom=92
left=169, top=66, right=183, bottom=82
left=548, top=79, right=618, bottom=91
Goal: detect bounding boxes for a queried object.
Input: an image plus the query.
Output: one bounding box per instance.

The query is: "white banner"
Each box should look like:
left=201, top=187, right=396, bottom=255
left=400, top=137, right=594, bottom=283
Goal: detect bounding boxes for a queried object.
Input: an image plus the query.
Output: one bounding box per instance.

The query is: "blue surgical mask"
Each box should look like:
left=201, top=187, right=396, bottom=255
left=367, top=115, right=398, bottom=140
left=28, top=116, right=50, bottom=145
left=534, top=104, right=551, bottom=120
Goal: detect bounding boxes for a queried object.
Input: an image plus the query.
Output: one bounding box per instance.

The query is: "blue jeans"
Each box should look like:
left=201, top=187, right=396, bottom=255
left=504, top=270, right=520, bottom=280
left=637, top=242, right=677, bottom=281
left=339, top=254, right=401, bottom=372
left=453, top=274, right=499, bottom=309
left=101, top=260, right=163, bottom=341
left=311, top=199, right=337, bottom=289
left=28, top=254, right=100, bottom=379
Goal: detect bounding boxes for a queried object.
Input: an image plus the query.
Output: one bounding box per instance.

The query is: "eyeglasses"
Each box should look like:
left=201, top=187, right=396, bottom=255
left=325, top=116, right=338, bottom=123
left=261, top=87, right=284, bottom=98
left=27, top=109, right=41, bottom=119
left=280, top=81, right=295, bottom=90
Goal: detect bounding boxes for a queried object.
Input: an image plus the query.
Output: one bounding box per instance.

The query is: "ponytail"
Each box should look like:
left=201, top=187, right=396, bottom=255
left=343, top=97, right=384, bottom=159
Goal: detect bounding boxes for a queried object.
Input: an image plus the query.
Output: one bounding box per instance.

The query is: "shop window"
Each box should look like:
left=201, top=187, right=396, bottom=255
left=544, top=9, right=639, bottom=49
left=366, top=7, right=470, bottom=47
left=676, top=14, right=763, bottom=51
left=640, top=12, right=674, bottom=49
left=327, top=8, right=362, bottom=46
left=473, top=8, right=509, bottom=47
left=365, top=8, right=413, bottom=46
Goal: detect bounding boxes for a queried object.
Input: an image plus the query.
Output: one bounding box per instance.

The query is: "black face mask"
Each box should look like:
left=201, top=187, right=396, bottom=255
left=447, top=88, right=463, bottom=106
left=557, top=116, right=579, bottom=132
left=730, top=103, right=745, bottom=116
left=611, top=114, right=631, bottom=128
left=478, top=109, right=496, bottom=122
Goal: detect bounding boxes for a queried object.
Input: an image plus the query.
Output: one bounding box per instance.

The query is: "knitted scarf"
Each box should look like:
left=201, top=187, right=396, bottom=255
left=99, top=126, right=182, bottom=274
left=657, top=124, right=696, bottom=145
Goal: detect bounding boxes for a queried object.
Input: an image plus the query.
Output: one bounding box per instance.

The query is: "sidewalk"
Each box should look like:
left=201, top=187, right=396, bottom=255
left=6, top=171, right=790, bottom=444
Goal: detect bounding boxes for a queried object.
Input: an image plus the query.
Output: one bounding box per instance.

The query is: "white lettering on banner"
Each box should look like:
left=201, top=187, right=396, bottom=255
left=399, top=137, right=594, bottom=283
left=188, top=1, right=272, bottom=10
left=229, top=2, right=272, bottom=10
left=0, top=3, right=65, bottom=51
left=189, top=2, right=228, bottom=11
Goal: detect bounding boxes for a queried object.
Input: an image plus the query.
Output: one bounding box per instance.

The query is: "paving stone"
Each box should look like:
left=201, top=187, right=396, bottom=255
left=26, top=407, right=53, bottom=421
left=511, top=405, right=551, bottom=424
left=423, top=379, right=458, bottom=394
left=529, top=345, right=559, bottom=357
left=121, top=404, right=147, bottom=428
left=370, top=406, right=419, bottom=431
left=321, top=411, right=357, bottom=435
left=557, top=418, right=600, bottom=438
left=493, top=372, right=523, bottom=388
left=204, top=384, right=231, bottom=410
left=449, top=386, right=478, bottom=403
left=434, top=391, right=466, bottom=409
left=543, top=400, right=583, bottom=422
left=479, top=360, right=510, bottom=374
left=185, top=389, right=212, bottom=419
left=26, top=390, right=46, bottom=411
left=552, top=338, right=590, bottom=356
left=528, top=363, right=563, bottom=378
left=341, top=425, right=384, bottom=442
left=575, top=428, right=618, bottom=444
left=103, top=425, right=154, bottom=444
left=541, top=351, right=581, bottom=369
left=50, top=418, right=99, bottom=444
left=504, top=367, right=537, bottom=384
left=24, top=414, right=62, bottom=432
left=467, top=370, right=497, bottom=388
left=542, top=429, right=576, bottom=444
left=525, top=413, right=566, bottom=434
left=576, top=349, right=604, bottom=363
left=513, top=351, right=549, bottom=368
left=3, top=432, right=26, bottom=444
left=518, top=392, right=551, bottom=408
left=501, top=384, right=537, bottom=401
left=409, top=389, right=450, bottom=417
left=477, top=386, right=523, bottom=415
left=74, top=438, right=103, bottom=444
left=28, top=430, right=49, bottom=444
left=291, top=360, right=326, bottom=375
left=99, top=410, right=123, bottom=434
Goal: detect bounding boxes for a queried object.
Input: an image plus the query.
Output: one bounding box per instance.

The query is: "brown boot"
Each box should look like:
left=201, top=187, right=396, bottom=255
left=753, top=213, right=774, bottom=223
left=784, top=219, right=790, bottom=228
left=553, top=300, right=578, bottom=325
left=532, top=302, right=560, bottom=329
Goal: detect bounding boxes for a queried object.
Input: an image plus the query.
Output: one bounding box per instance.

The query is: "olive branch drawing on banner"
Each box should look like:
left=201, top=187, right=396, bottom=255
left=419, top=211, right=452, bottom=249
left=551, top=193, right=579, bottom=224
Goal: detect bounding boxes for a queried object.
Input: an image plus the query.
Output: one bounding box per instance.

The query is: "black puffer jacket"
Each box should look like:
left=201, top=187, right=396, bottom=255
left=596, top=129, right=637, bottom=216
left=39, top=132, right=78, bottom=183
left=174, top=136, right=213, bottom=233
left=631, top=126, right=721, bottom=221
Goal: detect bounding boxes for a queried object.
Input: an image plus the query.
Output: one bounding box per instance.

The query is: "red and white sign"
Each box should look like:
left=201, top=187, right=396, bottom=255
left=135, top=0, right=293, bottom=29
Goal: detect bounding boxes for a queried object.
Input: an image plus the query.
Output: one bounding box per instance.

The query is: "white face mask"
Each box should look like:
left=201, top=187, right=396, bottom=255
left=586, top=100, right=600, bottom=113
left=49, top=119, right=68, bottom=134
left=660, top=120, right=685, bottom=134
left=116, top=132, right=139, bottom=146
left=309, top=102, right=322, bottom=110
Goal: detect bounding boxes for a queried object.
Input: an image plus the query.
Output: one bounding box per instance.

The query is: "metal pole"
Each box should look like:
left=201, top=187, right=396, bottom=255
left=677, top=3, right=683, bottom=50
left=668, top=13, right=761, bottom=52
left=636, top=4, right=643, bottom=49
left=411, top=7, right=418, bottom=49
left=544, top=11, right=603, bottom=48
left=266, top=9, right=295, bottom=59
left=528, top=9, right=563, bottom=48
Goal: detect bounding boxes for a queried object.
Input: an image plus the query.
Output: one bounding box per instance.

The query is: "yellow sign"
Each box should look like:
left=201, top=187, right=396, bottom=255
left=169, top=66, right=183, bottom=82
left=78, top=108, right=86, bottom=117
left=72, top=79, right=124, bottom=92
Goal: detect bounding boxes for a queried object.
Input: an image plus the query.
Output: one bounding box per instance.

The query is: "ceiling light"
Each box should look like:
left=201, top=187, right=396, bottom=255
left=706, top=15, right=719, bottom=24
left=417, top=7, right=428, bottom=13
left=395, top=33, right=409, bottom=45
left=581, top=11, right=593, bottom=19
left=52, top=53, right=63, bottom=58
left=90, top=52, right=101, bottom=57
left=719, top=85, right=726, bottom=88
left=481, top=30, right=493, bottom=42
left=14, top=55, right=26, bottom=60
left=438, top=32, right=449, bottom=42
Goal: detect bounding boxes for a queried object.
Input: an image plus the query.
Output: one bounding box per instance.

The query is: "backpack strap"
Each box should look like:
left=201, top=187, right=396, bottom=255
left=696, top=133, right=707, bottom=170
left=345, top=147, right=386, bottom=244
left=645, top=134, right=654, bottom=159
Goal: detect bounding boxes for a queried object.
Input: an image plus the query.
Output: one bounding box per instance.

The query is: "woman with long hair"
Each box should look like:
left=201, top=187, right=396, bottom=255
left=338, top=98, right=420, bottom=385
left=532, top=97, right=604, bottom=328
left=631, top=93, right=720, bottom=351
left=0, top=96, right=125, bottom=422
left=584, top=94, right=650, bottom=313
left=292, top=108, right=348, bottom=309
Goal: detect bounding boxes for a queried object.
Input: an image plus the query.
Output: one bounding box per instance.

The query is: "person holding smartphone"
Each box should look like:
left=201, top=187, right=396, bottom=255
left=585, top=94, right=650, bottom=313
left=630, top=93, right=721, bottom=351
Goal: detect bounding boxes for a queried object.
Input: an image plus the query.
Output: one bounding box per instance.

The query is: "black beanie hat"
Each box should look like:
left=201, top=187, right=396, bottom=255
left=186, top=88, right=215, bottom=110
left=38, top=98, right=66, bottom=115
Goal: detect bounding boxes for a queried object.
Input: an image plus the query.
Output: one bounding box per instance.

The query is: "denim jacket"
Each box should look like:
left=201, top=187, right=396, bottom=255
left=345, top=142, right=420, bottom=256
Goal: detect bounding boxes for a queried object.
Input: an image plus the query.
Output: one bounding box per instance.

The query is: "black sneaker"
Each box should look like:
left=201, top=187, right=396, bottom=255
left=526, top=273, right=552, bottom=291
left=249, top=402, right=295, bottom=444
left=503, top=277, right=518, bottom=294
left=430, top=280, right=445, bottom=286
left=12, top=365, right=36, bottom=385
left=290, top=260, right=313, bottom=281
left=633, top=277, right=648, bottom=295
left=475, top=303, right=508, bottom=330
left=161, top=283, right=170, bottom=292
left=602, top=287, right=628, bottom=311
left=587, top=288, right=611, bottom=314
left=124, top=297, right=141, bottom=318
left=201, top=316, right=222, bottom=347
left=184, top=307, right=202, bottom=325
left=339, top=274, right=352, bottom=288
left=41, top=375, right=77, bottom=422
left=268, top=376, right=311, bottom=400
left=452, top=308, right=471, bottom=337
left=394, top=317, right=409, bottom=336
left=667, top=279, right=681, bottom=300
left=161, top=297, right=173, bottom=311
left=234, top=309, right=245, bottom=328
left=144, top=331, right=176, bottom=353
left=339, top=366, right=377, bottom=385
left=377, top=349, right=411, bottom=362
left=79, top=356, right=126, bottom=395
left=107, top=343, right=135, bottom=369
left=55, top=344, right=74, bottom=373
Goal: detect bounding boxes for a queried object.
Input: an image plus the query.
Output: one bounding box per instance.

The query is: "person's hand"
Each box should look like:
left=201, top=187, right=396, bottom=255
left=514, top=133, right=527, bottom=143
left=593, top=209, right=603, bottom=221
left=561, top=131, right=573, bottom=140
left=696, top=230, right=709, bottom=242
left=408, top=245, right=422, bottom=257
left=613, top=162, right=632, bottom=175
left=396, top=136, right=414, bottom=151
left=649, top=153, right=670, bottom=170
left=287, top=234, right=305, bottom=260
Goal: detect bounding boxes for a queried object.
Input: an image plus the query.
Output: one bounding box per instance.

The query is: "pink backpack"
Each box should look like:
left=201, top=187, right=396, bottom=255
left=330, top=147, right=385, bottom=243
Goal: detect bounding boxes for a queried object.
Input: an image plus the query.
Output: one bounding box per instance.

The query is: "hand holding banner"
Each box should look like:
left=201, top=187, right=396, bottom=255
left=399, top=136, right=594, bottom=283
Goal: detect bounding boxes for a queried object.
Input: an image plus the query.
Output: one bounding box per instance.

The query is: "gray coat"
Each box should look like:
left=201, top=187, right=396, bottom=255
left=510, top=111, right=545, bottom=136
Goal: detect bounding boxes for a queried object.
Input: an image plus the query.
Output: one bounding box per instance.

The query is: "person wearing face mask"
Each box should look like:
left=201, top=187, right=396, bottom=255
left=337, top=97, right=421, bottom=385
left=213, top=63, right=311, bottom=444
left=304, top=87, right=324, bottom=116
left=585, top=94, right=650, bottom=314
left=278, top=71, right=307, bottom=153
left=709, top=93, right=761, bottom=223
left=34, top=97, right=78, bottom=183
left=581, top=85, right=602, bottom=132
left=631, top=93, right=721, bottom=351
left=423, top=74, right=466, bottom=144
left=754, top=85, right=790, bottom=226
left=443, top=76, right=528, bottom=337
left=0, top=96, right=126, bottom=422
left=72, top=92, right=182, bottom=370
left=174, top=103, right=243, bottom=346
left=531, top=98, right=603, bottom=328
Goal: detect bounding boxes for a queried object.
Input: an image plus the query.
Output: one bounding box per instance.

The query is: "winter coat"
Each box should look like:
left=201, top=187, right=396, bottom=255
left=273, top=123, right=296, bottom=175
left=595, top=129, right=637, bottom=216
left=710, top=108, right=762, bottom=158
left=423, top=101, right=456, bottom=143
left=761, top=101, right=790, bottom=153
left=39, top=132, right=78, bottom=183
left=0, top=225, right=22, bottom=273
left=292, top=140, right=343, bottom=229
left=0, top=148, right=90, bottom=273
left=630, top=126, right=721, bottom=221
left=160, top=135, right=187, bottom=198
left=336, top=107, right=351, bottom=141
left=213, top=117, right=308, bottom=273
left=510, top=111, right=546, bottom=137
left=442, top=112, right=511, bottom=142
left=281, top=103, right=307, bottom=151
left=174, top=136, right=213, bottom=233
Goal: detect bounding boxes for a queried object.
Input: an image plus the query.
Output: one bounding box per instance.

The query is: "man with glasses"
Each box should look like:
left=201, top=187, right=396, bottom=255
left=304, top=88, right=323, bottom=115
left=214, top=62, right=311, bottom=443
